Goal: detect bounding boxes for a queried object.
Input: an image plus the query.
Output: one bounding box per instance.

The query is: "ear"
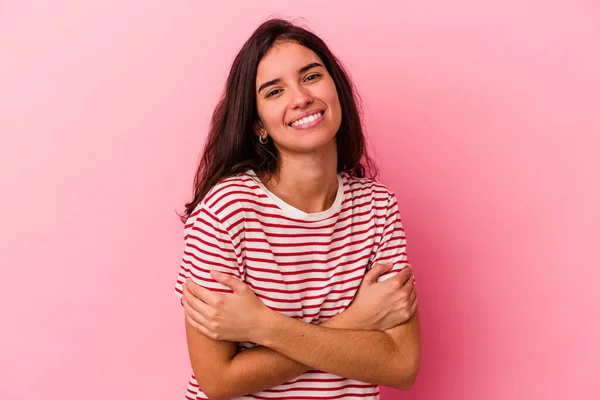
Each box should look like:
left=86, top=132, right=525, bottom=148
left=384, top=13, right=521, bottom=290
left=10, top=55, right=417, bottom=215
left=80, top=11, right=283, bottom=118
left=252, top=118, right=266, bottom=137
left=253, top=120, right=265, bottom=138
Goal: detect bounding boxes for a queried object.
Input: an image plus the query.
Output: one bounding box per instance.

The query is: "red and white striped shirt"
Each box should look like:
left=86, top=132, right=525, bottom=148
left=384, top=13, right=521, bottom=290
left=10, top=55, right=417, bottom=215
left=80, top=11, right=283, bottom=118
left=174, top=169, right=411, bottom=399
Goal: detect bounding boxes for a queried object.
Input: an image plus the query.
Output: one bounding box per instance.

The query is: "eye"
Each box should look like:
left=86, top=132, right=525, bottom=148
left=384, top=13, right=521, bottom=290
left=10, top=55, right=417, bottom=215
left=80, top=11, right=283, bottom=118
left=304, top=73, right=321, bottom=82
left=266, top=88, right=283, bottom=98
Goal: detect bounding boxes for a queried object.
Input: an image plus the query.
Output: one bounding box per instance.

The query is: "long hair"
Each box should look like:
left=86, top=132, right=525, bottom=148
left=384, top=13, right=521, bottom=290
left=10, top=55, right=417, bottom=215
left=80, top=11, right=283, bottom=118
left=181, top=18, right=377, bottom=222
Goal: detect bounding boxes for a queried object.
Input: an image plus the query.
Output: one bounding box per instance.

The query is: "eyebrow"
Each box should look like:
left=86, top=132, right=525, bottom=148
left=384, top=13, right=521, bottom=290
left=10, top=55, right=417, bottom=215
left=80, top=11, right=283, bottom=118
left=257, top=62, right=324, bottom=94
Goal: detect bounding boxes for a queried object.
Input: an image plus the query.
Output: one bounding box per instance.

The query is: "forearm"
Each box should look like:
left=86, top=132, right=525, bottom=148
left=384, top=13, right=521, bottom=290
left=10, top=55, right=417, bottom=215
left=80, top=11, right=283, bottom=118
left=254, top=311, right=419, bottom=388
left=216, top=313, right=352, bottom=398
left=213, top=345, right=304, bottom=398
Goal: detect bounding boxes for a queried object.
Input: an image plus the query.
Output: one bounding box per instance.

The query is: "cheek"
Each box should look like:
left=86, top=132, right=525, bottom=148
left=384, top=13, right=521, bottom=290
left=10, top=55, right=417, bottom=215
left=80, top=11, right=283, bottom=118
left=323, top=83, right=341, bottom=113
left=258, top=104, right=284, bottom=130
left=327, top=90, right=342, bottom=123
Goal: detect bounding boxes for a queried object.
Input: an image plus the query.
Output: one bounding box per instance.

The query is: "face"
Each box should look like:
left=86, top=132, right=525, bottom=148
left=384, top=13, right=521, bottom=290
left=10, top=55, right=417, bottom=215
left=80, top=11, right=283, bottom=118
left=255, top=41, right=342, bottom=154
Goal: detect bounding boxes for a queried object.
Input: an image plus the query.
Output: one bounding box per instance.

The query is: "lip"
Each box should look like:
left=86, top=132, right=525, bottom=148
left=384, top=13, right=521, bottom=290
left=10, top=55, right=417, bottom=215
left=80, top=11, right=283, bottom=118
left=287, top=109, right=325, bottom=126
left=288, top=110, right=325, bottom=130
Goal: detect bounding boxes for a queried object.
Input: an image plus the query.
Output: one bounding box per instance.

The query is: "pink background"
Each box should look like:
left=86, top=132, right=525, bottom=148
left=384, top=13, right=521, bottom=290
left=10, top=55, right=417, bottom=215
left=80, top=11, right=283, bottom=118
left=1, top=1, right=599, bottom=399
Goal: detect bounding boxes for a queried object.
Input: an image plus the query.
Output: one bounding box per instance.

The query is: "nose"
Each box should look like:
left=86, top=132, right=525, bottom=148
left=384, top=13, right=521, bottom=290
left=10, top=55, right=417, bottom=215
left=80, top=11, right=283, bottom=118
left=289, top=84, right=313, bottom=109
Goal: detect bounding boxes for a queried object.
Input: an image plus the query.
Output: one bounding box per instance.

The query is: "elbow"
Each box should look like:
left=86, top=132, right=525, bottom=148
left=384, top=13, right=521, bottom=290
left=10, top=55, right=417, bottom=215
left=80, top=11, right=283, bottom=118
left=391, top=370, right=418, bottom=391
left=204, top=394, right=228, bottom=400
left=205, top=395, right=229, bottom=400
left=389, top=358, right=420, bottom=390
left=200, top=384, right=230, bottom=400
left=396, top=370, right=418, bottom=390
left=196, top=374, right=246, bottom=400
left=190, top=370, right=232, bottom=400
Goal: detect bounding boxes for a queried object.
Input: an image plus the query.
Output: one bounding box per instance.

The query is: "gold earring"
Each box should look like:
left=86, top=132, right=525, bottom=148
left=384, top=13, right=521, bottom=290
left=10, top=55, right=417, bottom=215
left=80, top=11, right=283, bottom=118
left=259, top=132, right=268, bottom=144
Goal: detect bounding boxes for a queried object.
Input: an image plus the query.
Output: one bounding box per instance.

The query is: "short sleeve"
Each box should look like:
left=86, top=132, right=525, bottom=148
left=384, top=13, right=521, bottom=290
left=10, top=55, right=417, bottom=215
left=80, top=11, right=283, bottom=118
left=371, top=192, right=412, bottom=283
left=174, top=204, right=242, bottom=301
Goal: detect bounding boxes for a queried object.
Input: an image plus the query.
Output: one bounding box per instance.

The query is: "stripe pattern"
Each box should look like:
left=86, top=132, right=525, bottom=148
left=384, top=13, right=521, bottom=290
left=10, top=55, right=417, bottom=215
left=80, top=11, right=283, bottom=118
left=175, top=170, right=410, bottom=399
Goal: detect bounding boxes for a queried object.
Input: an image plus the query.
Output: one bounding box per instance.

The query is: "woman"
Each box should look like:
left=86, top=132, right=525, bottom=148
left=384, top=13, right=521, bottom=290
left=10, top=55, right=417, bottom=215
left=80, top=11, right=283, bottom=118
left=174, top=18, right=420, bottom=400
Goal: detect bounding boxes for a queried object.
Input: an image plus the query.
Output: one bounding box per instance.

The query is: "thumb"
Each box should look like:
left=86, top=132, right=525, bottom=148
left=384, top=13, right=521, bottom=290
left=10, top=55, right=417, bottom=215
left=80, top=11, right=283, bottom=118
left=364, top=263, right=393, bottom=284
left=211, top=270, right=246, bottom=293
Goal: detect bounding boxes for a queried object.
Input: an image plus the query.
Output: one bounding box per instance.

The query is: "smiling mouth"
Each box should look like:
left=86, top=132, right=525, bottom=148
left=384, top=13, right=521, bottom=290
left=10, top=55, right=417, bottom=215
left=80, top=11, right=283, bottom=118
left=289, top=111, right=325, bottom=128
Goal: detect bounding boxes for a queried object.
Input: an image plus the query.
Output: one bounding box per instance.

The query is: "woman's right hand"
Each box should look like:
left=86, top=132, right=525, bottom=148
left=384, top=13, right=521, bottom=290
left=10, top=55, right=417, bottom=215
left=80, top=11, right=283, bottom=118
left=344, top=263, right=418, bottom=331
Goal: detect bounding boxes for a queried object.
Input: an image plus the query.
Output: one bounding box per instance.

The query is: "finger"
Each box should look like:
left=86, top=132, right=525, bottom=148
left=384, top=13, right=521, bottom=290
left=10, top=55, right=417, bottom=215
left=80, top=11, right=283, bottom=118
left=408, top=286, right=417, bottom=304
left=183, top=297, right=211, bottom=327
left=364, top=263, right=393, bottom=284
left=211, top=270, right=247, bottom=294
left=385, top=268, right=412, bottom=293
left=185, top=278, right=221, bottom=305
left=410, top=296, right=419, bottom=315
left=185, top=312, right=214, bottom=338
left=183, top=288, right=213, bottom=319
left=400, top=274, right=415, bottom=292
left=393, top=266, right=413, bottom=287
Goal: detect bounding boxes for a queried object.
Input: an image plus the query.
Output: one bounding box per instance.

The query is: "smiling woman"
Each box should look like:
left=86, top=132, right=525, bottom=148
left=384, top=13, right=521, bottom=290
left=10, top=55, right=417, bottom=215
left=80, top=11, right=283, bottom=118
left=174, top=18, right=420, bottom=400
left=254, top=43, right=341, bottom=159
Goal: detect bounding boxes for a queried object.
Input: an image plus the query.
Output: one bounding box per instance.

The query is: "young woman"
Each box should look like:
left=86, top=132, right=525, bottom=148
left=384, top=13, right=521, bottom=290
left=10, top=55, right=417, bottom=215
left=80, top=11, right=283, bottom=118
left=174, top=18, right=420, bottom=400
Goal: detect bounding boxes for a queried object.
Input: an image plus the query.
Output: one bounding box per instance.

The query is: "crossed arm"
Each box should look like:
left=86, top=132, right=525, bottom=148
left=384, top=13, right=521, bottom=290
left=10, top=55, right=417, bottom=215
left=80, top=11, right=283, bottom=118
left=184, top=196, right=420, bottom=399
left=183, top=266, right=420, bottom=399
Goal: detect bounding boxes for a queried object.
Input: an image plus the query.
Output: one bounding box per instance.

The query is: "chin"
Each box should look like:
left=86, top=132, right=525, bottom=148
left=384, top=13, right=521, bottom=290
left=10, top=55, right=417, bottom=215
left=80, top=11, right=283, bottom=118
left=293, top=134, right=337, bottom=154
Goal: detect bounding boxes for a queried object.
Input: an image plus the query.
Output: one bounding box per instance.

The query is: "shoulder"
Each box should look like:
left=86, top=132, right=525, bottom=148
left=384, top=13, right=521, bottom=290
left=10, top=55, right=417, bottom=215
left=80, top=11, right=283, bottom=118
left=342, top=173, right=398, bottom=204
left=202, top=171, right=259, bottom=208
left=187, top=171, right=261, bottom=228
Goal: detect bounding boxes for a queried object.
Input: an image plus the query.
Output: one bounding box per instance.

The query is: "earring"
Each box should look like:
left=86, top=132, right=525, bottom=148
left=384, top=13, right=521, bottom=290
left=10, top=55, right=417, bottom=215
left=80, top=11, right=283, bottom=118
left=259, top=132, right=268, bottom=144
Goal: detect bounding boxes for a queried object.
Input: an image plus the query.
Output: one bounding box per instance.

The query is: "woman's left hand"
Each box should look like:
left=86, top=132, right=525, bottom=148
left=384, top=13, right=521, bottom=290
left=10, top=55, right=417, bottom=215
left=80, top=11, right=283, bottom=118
left=182, top=271, right=271, bottom=343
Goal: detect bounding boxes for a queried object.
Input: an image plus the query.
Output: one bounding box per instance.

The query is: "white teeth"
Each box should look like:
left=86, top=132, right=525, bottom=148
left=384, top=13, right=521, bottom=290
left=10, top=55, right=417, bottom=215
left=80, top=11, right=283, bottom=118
left=291, top=112, right=323, bottom=127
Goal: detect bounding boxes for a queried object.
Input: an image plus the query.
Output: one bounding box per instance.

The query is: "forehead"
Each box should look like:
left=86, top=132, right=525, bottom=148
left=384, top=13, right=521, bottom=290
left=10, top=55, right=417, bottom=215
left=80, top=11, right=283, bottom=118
left=256, top=41, right=323, bottom=81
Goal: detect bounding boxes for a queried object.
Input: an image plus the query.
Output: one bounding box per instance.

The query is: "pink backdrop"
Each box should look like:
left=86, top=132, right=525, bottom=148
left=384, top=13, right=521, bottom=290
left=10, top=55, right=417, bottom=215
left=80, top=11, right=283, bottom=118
left=1, top=1, right=598, bottom=399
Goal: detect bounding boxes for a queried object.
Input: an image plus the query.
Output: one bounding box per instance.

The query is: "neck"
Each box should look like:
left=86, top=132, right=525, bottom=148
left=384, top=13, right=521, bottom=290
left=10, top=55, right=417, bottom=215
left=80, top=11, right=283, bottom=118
left=261, top=142, right=339, bottom=214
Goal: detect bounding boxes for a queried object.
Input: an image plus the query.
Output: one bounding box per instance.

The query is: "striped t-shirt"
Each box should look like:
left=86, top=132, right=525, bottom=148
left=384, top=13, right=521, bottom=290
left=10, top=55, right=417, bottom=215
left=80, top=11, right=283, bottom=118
left=174, top=169, right=411, bottom=399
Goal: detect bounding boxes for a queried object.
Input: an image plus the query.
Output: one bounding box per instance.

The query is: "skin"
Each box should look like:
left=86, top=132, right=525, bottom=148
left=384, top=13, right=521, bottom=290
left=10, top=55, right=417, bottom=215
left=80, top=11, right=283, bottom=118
left=184, top=264, right=418, bottom=399
left=253, top=40, right=342, bottom=214
left=182, top=41, right=421, bottom=399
